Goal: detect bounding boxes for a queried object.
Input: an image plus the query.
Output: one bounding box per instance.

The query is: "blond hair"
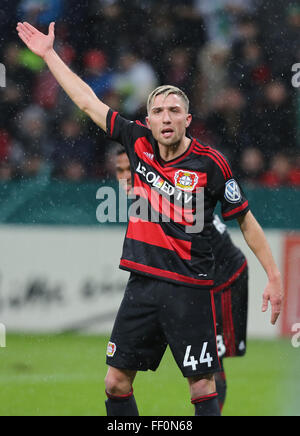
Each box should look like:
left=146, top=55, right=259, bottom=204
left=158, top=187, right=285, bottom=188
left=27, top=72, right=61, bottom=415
left=147, top=85, right=190, bottom=114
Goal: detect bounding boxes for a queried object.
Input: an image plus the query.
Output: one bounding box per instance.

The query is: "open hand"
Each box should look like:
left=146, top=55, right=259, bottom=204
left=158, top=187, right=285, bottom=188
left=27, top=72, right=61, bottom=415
left=262, top=273, right=284, bottom=325
left=16, top=22, right=55, bottom=59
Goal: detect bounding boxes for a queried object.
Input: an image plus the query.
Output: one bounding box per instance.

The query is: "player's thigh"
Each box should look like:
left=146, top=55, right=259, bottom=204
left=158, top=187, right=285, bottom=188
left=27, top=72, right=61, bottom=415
left=213, top=267, right=249, bottom=358
left=159, top=286, right=220, bottom=378
left=106, top=273, right=167, bottom=371
left=229, top=267, right=249, bottom=355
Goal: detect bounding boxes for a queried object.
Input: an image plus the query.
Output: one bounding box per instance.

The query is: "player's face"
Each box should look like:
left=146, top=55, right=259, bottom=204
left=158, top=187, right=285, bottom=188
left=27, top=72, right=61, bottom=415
left=146, top=93, right=192, bottom=148
left=116, top=153, right=132, bottom=194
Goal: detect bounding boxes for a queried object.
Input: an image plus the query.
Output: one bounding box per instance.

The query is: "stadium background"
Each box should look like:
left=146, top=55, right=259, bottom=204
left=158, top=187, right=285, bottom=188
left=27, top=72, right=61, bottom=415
left=0, top=0, right=299, bottom=416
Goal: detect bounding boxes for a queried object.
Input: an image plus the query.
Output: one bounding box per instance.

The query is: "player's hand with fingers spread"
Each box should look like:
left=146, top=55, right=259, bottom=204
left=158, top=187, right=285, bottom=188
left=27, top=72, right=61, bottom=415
left=16, top=20, right=109, bottom=131
left=262, top=272, right=284, bottom=325
left=16, top=21, right=55, bottom=60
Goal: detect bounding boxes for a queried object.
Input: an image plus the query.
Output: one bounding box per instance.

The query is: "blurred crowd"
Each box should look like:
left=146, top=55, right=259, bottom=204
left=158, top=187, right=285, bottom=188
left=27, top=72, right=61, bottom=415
left=0, top=0, right=300, bottom=187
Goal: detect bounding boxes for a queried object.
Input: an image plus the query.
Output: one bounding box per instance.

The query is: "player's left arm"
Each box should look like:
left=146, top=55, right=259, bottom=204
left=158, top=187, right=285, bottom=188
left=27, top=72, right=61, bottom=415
left=237, top=211, right=284, bottom=325
left=208, top=152, right=283, bottom=326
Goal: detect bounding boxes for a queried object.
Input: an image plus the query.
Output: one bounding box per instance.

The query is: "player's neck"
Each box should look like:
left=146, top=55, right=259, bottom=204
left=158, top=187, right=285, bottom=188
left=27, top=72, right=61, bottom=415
left=158, top=136, right=191, bottom=162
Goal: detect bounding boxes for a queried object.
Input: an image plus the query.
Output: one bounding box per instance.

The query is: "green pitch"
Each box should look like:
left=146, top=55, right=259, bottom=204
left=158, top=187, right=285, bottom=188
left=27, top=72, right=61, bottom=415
left=0, top=335, right=299, bottom=416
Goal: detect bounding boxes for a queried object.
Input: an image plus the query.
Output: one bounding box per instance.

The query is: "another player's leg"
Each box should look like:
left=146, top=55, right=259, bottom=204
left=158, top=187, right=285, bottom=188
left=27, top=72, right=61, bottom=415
left=188, top=374, right=221, bottom=416
left=213, top=267, right=249, bottom=412
left=105, top=366, right=138, bottom=416
left=212, top=289, right=228, bottom=411
left=214, top=359, right=227, bottom=412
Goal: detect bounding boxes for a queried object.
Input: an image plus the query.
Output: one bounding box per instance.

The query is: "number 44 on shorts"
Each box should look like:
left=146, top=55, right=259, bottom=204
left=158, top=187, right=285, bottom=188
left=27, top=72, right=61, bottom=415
left=183, top=343, right=213, bottom=371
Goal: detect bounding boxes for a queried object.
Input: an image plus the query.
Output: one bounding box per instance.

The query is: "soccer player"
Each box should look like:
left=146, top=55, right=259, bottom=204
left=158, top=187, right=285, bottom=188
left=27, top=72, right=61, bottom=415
left=114, top=147, right=248, bottom=412
left=210, top=215, right=248, bottom=411
left=16, top=22, right=283, bottom=417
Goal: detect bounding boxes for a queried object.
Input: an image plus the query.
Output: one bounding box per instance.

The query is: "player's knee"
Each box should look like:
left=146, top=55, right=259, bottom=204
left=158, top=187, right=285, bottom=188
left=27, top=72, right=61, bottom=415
left=188, top=373, right=216, bottom=398
left=105, top=368, right=132, bottom=396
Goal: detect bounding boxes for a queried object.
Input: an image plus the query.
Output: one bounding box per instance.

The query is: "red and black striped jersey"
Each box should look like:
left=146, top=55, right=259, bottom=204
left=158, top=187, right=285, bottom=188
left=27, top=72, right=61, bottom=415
left=106, top=109, right=250, bottom=289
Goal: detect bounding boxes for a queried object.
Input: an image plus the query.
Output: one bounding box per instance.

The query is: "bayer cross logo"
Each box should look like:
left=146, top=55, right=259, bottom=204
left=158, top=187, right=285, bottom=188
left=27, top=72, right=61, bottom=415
left=180, top=175, right=192, bottom=186
left=174, top=170, right=199, bottom=192
left=224, top=179, right=242, bottom=204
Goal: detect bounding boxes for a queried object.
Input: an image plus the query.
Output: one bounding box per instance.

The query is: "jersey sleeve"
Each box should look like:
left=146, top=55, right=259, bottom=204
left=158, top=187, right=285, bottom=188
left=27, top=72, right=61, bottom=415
left=106, top=109, right=137, bottom=165
left=208, top=152, right=250, bottom=221
left=220, top=179, right=250, bottom=221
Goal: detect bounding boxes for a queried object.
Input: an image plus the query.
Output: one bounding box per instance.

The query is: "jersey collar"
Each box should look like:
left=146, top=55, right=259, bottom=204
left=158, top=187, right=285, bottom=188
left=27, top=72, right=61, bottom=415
left=153, top=136, right=195, bottom=168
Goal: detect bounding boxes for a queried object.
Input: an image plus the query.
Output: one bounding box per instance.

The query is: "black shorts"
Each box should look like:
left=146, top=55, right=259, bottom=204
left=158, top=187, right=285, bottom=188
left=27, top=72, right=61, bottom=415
left=213, top=267, right=249, bottom=359
left=106, top=273, right=221, bottom=377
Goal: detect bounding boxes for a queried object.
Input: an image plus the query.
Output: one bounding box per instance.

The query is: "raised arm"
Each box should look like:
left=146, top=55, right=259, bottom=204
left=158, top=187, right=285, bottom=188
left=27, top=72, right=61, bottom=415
left=237, top=211, right=284, bottom=325
left=16, top=22, right=109, bottom=131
